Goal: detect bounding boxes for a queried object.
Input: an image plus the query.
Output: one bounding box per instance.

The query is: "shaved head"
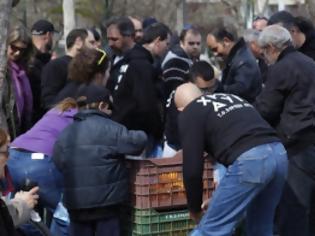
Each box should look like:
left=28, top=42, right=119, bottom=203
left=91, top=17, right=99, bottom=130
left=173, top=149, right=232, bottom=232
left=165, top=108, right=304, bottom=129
left=175, top=82, right=202, bottom=111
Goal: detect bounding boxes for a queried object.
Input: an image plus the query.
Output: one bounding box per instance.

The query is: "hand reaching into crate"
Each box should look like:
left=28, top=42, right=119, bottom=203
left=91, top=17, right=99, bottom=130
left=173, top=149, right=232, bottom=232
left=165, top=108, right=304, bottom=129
left=201, top=198, right=210, bottom=212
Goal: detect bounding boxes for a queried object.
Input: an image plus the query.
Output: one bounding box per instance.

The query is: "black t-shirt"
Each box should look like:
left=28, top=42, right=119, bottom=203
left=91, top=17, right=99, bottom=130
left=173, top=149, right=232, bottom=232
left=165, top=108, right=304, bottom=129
left=165, top=81, right=224, bottom=150
left=41, top=55, right=72, bottom=109
left=178, top=93, right=279, bottom=212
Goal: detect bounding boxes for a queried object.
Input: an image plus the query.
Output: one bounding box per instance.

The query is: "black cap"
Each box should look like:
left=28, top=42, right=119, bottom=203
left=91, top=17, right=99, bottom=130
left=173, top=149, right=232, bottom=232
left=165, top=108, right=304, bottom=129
left=142, top=17, right=158, bottom=29
left=31, top=19, right=57, bottom=35
left=268, top=11, right=294, bottom=27
left=76, top=85, right=112, bottom=106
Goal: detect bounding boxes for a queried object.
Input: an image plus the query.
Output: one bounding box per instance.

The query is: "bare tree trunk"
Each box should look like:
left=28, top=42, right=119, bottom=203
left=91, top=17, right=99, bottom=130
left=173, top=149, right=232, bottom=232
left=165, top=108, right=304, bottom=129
left=63, top=0, right=76, bottom=39
left=176, top=0, right=184, bottom=33
left=0, top=0, right=12, bottom=131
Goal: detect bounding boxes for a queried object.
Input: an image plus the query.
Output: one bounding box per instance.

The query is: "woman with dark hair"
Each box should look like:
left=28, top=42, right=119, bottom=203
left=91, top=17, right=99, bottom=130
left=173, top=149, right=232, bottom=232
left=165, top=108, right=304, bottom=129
left=53, top=47, right=110, bottom=105
left=3, top=25, right=34, bottom=138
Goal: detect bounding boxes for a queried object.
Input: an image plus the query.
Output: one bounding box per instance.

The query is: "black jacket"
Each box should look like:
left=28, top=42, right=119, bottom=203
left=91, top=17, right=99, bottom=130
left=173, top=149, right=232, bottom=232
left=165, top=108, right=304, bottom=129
left=221, top=38, right=262, bottom=103
left=109, top=44, right=163, bottom=141
left=255, top=46, right=315, bottom=155
left=41, top=55, right=72, bottom=110
left=299, top=31, right=315, bottom=61
left=27, top=49, right=51, bottom=123
left=53, top=110, right=147, bottom=220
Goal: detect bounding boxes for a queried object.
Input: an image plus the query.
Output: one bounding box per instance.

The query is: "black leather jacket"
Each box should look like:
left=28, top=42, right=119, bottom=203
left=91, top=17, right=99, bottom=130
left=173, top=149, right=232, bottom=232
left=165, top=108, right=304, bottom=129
left=221, top=38, right=262, bottom=103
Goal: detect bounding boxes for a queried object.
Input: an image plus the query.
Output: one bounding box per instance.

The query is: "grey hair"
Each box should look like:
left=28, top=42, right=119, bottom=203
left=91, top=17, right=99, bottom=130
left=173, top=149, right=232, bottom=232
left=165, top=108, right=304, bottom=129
left=243, top=29, right=260, bottom=43
left=258, top=25, right=292, bottom=50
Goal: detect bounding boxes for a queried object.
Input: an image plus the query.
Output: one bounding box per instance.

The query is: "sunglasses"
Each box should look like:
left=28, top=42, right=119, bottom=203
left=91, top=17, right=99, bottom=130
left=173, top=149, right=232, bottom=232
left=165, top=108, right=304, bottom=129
left=10, top=44, right=27, bottom=53
left=96, top=48, right=107, bottom=65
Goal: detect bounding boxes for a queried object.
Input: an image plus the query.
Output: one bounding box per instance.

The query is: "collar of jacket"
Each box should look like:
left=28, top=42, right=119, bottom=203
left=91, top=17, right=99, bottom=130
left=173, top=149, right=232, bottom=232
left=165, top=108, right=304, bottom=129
left=125, top=44, right=153, bottom=62
left=225, top=37, right=246, bottom=66
left=277, top=45, right=296, bottom=62
left=171, top=44, right=190, bottom=59
left=74, top=109, right=110, bottom=121
left=112, top=44, right=154, bottom=67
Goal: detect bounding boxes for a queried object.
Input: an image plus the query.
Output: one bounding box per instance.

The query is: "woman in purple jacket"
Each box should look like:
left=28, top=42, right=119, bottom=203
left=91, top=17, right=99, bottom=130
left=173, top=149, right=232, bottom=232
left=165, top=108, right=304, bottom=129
left=7, top=99, right=78, bottom=211
left=7, top=47, right=110, bottom=212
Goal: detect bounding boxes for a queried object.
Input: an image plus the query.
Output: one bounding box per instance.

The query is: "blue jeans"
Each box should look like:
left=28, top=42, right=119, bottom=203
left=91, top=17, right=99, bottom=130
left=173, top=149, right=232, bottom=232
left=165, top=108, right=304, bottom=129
left=191, top=142, right=288, bottom=236
left=50, top=201, right=70, bottom=236
left=7, top=148, right=63, bottom=211
left=50, top=218, right=70, bottom=236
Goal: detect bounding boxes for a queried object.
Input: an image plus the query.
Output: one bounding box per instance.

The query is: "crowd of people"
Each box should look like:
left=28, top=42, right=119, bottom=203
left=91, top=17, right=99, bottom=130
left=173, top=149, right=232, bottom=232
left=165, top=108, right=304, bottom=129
left=0, top=8, right=315, bottom=236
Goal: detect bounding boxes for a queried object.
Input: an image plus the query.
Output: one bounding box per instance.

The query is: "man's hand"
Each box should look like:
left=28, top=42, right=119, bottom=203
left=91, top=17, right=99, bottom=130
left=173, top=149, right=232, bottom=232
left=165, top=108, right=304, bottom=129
left=14, top=186, right=39, bottom=209
left=201, top=198, right=210, bottom=212
left=189, top=210, right=203, bottom=224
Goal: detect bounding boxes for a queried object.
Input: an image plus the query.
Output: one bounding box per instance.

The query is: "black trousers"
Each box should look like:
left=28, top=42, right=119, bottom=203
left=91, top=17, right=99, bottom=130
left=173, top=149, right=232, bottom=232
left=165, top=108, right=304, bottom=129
left=70, top=217, right=120, bottom=236
left=278, top=145, right=315, bottom=236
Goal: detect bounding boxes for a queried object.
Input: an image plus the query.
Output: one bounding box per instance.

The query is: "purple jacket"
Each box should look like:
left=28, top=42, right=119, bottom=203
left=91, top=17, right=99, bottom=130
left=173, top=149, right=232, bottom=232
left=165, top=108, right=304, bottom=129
left=11, top=108, right=77, bottom=156
left=9, top=61, right=33, bottom=125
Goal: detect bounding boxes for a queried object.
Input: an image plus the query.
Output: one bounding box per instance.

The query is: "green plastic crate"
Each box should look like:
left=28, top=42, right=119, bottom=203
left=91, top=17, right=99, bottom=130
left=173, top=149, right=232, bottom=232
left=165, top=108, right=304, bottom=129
left=132, top=208, right=195, bottom=236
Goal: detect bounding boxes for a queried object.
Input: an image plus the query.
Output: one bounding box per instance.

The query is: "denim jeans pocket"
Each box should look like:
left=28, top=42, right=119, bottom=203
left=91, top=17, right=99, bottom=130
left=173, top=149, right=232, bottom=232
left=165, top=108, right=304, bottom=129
left=238, top=155, right=270, bottom=184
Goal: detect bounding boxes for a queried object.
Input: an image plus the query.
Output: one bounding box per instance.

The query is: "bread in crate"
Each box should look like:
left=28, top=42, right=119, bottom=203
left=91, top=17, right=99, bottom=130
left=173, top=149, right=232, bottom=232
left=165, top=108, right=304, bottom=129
left=127, top=151, right=214, bottom=209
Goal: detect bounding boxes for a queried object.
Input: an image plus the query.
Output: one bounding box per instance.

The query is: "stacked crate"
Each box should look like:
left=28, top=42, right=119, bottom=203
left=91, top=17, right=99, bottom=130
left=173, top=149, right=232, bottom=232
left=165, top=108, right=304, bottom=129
left=126, top=152, right=214, bottom=235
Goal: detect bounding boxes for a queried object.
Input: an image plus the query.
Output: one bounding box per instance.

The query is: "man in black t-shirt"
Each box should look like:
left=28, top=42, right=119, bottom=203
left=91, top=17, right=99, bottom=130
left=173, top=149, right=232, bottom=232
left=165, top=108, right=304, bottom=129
left=41, top=28, right=96, bottom=110
left=175, top=83, right=288, bottom=236
left=163, top=61, right=222, bottom=156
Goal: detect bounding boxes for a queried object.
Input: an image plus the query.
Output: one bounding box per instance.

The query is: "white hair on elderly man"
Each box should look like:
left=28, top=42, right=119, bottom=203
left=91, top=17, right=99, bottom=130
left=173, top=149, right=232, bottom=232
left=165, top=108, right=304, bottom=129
left=258, top=25, right=292, bottom=50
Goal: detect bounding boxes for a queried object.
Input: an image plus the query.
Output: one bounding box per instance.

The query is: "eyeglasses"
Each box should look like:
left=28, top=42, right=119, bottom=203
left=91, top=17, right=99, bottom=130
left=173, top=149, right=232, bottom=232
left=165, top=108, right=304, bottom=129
left=96, top=48, right=107, bottom=65
left=188, top=41, right=201, bottom=46
left=10, top=44, right=27, bottom=53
